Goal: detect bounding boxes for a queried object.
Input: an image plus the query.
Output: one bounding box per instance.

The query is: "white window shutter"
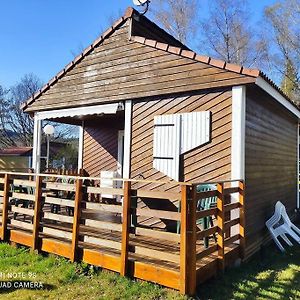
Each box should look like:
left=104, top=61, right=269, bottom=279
left=153, top=111, right=211, bottom=181
left=180, top=111, right=211, bottom=153
left=153, top=114, right=181, bottom=181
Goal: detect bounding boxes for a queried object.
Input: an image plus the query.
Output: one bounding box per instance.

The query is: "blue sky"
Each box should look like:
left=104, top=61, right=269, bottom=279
left=0, top=0, right=275, bottom=88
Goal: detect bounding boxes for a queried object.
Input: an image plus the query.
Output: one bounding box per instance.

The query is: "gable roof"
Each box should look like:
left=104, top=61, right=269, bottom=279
left=22, top=7, right=188, bottom=111
left=129, top=35, right=299, bottom=112
left=21, top=7, right=299, bottom=116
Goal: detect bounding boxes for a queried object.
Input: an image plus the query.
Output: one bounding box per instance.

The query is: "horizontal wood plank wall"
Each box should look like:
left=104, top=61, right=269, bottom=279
left=83, top=125, right=118, bottom=177
left=131, top=90, right=232, bottom=189
left=245, top=87, right=298, bottom=258
left=130, top=90, right=232, bottom=228
left=27, top=19, right=254, bottom=112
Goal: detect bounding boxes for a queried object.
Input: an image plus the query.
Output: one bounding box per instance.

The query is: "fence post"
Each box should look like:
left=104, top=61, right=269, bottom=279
left=32, top=176, right=43, bottom=251
left=71, top=178, right=83, bottom=262
left=217, top=182, right=225, bottom=271
left=1, top=174, right=10, bottom=241
left=239, top=180, right=245, bottom=260
left=120, top=181, right=131, bottom=276
left=180, top=185, right=196, bottom=295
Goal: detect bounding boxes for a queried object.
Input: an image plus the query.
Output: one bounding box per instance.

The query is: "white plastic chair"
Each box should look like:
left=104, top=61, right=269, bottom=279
left=266, top=201, right=300, bottom=252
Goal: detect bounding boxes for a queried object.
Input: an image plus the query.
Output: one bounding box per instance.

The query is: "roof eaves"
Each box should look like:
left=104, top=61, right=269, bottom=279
left=131, top=35, right=299, bottom=112
left=130, top=36, right=260, bottom=78
left=21, top=7, right=135, bottom=111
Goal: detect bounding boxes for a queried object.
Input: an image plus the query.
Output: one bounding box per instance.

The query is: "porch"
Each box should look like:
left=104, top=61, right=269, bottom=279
left=0, top=171, right=244, bottom=295
left=32, top=102, right=128, bottom=179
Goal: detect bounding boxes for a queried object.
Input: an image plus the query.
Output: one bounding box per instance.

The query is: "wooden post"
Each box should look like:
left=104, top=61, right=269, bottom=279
left=1, top=174, right=10, bottom=241
left=120, top=181, right=131, bottom=276
left=239, top=180, right=246, bottom=260
left=32, top=176, right=43, bottom=251
left=217, top=182, right=225, bottom=271
left=71, top=179, right=83, bottom=262
left=180, top=185, right=196, bottom=295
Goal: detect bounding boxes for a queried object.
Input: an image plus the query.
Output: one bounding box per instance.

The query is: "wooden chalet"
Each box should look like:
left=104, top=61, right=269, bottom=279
left=0, top=7, right=298, bottom=296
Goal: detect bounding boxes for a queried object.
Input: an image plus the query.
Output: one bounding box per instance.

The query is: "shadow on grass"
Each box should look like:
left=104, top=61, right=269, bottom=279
left=0, top=280, right=54, bottom=294
left=196, top=244, right=300, bottom=300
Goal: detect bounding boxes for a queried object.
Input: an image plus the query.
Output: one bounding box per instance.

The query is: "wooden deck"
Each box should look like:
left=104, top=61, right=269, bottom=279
left=0, top=172, right=245, bottom=296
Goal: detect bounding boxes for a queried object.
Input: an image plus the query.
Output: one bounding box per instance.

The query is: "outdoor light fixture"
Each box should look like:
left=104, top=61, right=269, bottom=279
left=43, top=124, right=55, bottom=169
left=43, top=124, right=55, bottom=135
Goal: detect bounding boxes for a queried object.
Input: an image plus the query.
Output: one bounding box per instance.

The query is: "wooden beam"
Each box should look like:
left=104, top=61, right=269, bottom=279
left=180, top=185, right=188, bottom=294
left=224, top=202, right=240, bottom=212
left=41, top=238, right=72, bottom=259
left=70, top=179, right=83, bottom=262
left=135, top=208, right=180, bottom=221
left=120, top=181, right=131, bottom=276
left=180, top=185, right=196, bottom=295
left=82, top=248, right=121, bottom=273
left=195, top=190, right=217, bottom=200
left=239, top=180, right=246, bottom=259
left=196, top=244, right=218, bottom=260
left=217, top=183, right=225, bottom=271
left=1, top=174, right=10, bottom=241
left=188, top=185, right=197, bottom=295
left=133, top=261, right=180, bottom=290
left=196, top=207, right=217, bottom=219
left=10, top=230, right=33, bottom=247
left=32, top=176, right=43, bottom=251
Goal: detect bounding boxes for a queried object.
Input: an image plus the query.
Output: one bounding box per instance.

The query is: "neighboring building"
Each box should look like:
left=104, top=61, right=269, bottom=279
left=21, top=7, right=299, bottom=260
left=0, top=147, right=32, bottom=171
left=0, top=142, right=72, bottom=172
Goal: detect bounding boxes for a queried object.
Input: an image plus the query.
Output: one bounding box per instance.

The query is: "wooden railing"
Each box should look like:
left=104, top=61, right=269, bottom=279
left=0, top=172, right=245, bottom=296
left=190, top=180, right=245, bottom=294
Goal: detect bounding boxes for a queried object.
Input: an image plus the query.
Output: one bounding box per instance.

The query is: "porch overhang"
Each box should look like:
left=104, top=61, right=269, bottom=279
left=34, top=102, right=123, bottom=121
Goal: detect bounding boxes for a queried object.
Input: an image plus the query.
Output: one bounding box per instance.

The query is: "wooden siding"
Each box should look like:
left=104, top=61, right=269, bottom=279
left=131, top=89, right=232, bottom=191
left=244, top=87, right=298, bottom=258
left=26, top=19, right=254, bottom=113
left=83, top=124, right=119, bottom=177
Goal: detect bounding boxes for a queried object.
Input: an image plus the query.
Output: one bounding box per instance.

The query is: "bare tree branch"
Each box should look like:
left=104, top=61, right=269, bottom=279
left=263, top=0, right=300, bottom=102
left=150, top=0, right=201, bottom=44
left=199, top=0, right=262, bottom=68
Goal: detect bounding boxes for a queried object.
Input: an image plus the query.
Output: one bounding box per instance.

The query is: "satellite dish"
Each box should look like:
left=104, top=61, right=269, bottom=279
left=133, top=0, right=150, bottom=15
left=133, top=0, right=149, bottom=5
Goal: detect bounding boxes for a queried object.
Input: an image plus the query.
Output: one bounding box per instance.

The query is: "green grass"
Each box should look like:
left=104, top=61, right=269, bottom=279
left=0, top=243, right=186, bottom=300
left=0, top=243, right=299, bottom=299
left=197, top=244, right=300, bottom=299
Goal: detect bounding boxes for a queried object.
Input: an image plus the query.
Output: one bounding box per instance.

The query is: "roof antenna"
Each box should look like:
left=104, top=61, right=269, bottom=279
left=133, top=0, right=151, bottom=15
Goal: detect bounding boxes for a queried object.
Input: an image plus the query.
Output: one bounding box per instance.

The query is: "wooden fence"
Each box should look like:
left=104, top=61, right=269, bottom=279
left=0, top=171, right=245, bottom=295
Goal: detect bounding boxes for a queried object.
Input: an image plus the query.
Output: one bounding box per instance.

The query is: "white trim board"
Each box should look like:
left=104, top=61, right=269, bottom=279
left=123, top=100, right=132, bottom=179
left=231, top=85, right=246, bottom=236
left=231, top=86, right=246, bottom=181
left=117, top=130, right=125, bottom=178
left=77, top=121, right=84, bottom=171
left=32, top=115, right=42, bottom=173
left=256, top=77, right=300, bottom=119
left=35, top=103, right=120, bottom=120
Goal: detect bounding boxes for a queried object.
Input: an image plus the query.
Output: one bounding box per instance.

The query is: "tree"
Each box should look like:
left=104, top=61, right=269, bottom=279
left=150, top=0, right=200, bottom=44
left=281, top=59, right=298, bottom=98
left=264, top=0, right=300, bottom=102
left=0, top=74, right=42, bottom=147
left=199, top=0, right=261, bottom=67
left=0, top=85, right=11, bottom=147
